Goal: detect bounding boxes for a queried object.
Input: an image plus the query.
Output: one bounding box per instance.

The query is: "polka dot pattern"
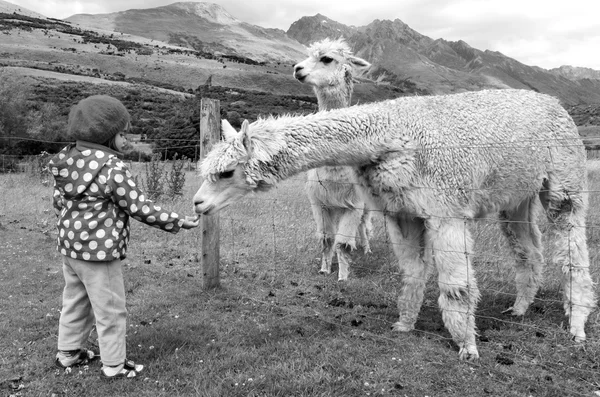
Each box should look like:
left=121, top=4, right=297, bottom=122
left=49, top=144, right=183, bottom=262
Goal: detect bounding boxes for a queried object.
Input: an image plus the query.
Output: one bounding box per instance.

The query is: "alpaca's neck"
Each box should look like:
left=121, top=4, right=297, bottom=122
left=249, top=104, right=402, bottom=184
left=314, top=81, right=353, bottom=111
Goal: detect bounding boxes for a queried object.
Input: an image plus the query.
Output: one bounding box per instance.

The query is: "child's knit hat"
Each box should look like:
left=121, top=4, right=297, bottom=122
left=67, top=95, right=131, bottom=144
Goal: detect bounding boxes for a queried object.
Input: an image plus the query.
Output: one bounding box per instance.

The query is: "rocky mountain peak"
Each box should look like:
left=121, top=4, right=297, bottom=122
left=168, top=2, right=239, bottom=25
left=550, top=65, right=600, bottom=81
left=363, top=18, right=432, bottom=48
left=287, top=14, right=355, bottom=46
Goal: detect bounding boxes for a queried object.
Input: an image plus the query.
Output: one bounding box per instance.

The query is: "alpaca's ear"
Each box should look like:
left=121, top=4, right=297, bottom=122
left=348, top=56, right=371, bottom=77
left=221, top=119, right=238, bottom=141
left=240, top=119, right=253, bottom=154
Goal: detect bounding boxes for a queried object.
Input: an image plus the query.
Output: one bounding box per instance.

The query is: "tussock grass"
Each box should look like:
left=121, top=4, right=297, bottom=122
left=0, top=161, right=599, bottom=396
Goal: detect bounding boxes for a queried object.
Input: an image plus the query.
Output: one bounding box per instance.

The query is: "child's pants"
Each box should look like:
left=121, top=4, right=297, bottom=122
left=57, top=256, right=127, bottom=366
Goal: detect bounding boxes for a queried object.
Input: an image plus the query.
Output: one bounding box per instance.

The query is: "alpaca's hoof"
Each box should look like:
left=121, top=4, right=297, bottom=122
left=508, top=299, right=531, bottom=316
left=391, top=321, right=414, bottom=333
left=319, top=263, right=332, bottom=275
left=337, top=271, right=349, bottom=281
left=570, top=326, right=586, bottom=343
left=458, top=345, right=479, bottom=361
left=573, top=335, right=586, bottom=343
left=502, top=305, right=527, bottom=316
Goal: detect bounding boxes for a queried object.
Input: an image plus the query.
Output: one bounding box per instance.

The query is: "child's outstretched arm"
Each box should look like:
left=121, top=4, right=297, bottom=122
left=106, top=159, right=198, bottom=233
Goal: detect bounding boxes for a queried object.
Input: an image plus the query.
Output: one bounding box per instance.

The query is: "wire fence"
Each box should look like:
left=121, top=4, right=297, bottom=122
left=199, top=132, right=600, bottom=394
left=3, top=135, right=600, bottom=394
left=210, top=164, right=600, bottom=395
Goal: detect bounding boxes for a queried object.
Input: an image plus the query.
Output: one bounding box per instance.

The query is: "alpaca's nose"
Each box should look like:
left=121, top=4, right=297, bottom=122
left=294, top=64, right=303, bottom=73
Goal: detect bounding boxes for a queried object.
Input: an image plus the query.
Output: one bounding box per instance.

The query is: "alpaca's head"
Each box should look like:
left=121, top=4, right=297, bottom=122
left=193, top=118, right=288, bottom=215
left=293, top=38, right=371, bottom=90
left=193, top=119, right=256, bottom=215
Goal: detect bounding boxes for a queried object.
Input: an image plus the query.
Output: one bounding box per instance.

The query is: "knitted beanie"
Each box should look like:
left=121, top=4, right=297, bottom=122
left=67, top=95, right=131, bottom=144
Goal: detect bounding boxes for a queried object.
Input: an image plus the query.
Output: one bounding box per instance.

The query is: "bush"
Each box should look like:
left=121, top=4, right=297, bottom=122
left=142, top=154, right=165, bottom=201
left=165, top=154, right=187, bottom=199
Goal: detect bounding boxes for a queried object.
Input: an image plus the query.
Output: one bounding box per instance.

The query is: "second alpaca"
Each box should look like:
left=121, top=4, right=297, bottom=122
left=293, top=38, right=373, bottom=280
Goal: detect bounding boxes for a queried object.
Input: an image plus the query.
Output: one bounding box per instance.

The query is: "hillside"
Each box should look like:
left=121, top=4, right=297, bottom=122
left=66, top=2, right=307, bottom=64
left=1, top=8, right=407, bottom=104
left=63, top=2, right=600, bottom=105
left=0, top=0, right=44, bottom=18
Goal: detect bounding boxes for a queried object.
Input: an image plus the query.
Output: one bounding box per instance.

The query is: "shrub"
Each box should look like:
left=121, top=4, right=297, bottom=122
left=142, top=154, right=165, bottom=200
left=165, top=154, right=187, bottom=199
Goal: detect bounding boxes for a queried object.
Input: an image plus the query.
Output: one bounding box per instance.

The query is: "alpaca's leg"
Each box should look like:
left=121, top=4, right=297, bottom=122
left=357, top=206, right=374, bottom=254
left=334, top=208, right=362, bottom=281
left=499, top=197, right=545, bottom=315
left=356, top=186, right=376, bottom=253
left=541, top=185, right=595, bottom=342
left=429, top=218, right=480, bottom=361
left=310, top=202, right=335, bottom=275
left=388, top=215, right=431, bottom=332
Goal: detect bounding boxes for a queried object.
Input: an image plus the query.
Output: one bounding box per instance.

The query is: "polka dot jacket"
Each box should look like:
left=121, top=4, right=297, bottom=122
left=49, top=142, right=184, bottom=262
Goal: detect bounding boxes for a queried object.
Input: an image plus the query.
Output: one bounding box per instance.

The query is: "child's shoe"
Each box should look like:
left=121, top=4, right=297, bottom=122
left=55, top=349, right=97, bottom=368
left=101, top=359, right=144, bottom=379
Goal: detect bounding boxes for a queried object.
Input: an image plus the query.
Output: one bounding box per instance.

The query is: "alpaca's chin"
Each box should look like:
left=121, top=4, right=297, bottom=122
left=197, top=202, right=232, bottom=216
left=194, top=204, right=214, bottom=216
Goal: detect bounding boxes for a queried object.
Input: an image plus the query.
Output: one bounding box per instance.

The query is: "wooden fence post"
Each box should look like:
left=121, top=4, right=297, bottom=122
left=199, top=98, right=221, bottom=289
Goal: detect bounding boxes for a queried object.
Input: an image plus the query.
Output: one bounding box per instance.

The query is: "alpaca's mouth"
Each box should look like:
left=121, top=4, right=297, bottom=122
left=195, top=204, right=213, bottom=216
left=294, top=73, right=306, bottom=82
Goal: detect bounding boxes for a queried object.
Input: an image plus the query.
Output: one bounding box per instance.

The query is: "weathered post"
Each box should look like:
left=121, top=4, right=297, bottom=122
left=199, top=98, right=221, bottom=289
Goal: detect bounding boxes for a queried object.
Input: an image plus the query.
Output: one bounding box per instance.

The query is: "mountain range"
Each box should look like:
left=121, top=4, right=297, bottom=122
left=2, top=0, right=600, bottom=107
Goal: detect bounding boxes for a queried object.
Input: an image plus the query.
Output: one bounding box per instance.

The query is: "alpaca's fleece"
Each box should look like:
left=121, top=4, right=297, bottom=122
left=194, top=89, right=595, bottom=360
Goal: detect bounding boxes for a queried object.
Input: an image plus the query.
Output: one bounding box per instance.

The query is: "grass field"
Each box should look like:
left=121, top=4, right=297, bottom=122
left=1, top=161, right=599, bottom=397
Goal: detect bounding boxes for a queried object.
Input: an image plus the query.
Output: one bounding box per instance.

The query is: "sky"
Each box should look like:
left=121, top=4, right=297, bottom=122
left=7, top=0, right=600, bottom=71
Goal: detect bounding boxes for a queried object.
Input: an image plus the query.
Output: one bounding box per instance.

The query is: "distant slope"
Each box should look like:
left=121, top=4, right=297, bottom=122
left=0, top=0, right=46, bottom=18
left=0, top=10, right=404, bottom=105
left=66, top=2, right=307, bottom=64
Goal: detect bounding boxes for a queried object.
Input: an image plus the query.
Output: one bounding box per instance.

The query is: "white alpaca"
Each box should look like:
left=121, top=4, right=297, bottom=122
left=293, top=38, right=373, bottom=280
left=193, top=89, right=595, bottom=360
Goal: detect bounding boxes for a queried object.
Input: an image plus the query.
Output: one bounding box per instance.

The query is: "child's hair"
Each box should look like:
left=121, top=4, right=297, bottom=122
left=103, top=136, right=120, bottom=152
left=101, top=121, right=131, bottom=152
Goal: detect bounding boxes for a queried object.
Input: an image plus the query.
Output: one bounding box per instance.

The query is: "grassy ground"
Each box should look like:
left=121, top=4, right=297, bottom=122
left=1, top=162, right=599, bottom=397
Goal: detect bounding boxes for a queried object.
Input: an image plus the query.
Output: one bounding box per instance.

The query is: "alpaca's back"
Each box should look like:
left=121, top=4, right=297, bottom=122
left=355, top=89, right=585, bottom=218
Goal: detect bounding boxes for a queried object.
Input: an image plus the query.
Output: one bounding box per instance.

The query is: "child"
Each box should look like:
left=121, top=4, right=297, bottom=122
left=48, top=95, right=200, bottom=379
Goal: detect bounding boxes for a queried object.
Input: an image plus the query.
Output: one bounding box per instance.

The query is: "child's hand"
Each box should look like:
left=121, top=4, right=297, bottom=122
left=182, top=215, right=200, bottom=229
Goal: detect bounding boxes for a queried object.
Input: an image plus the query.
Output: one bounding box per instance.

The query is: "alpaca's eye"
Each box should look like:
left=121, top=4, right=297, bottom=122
left=320, top=56, right=334, bottom=64
left=220, top=170, right=235, bottom=179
